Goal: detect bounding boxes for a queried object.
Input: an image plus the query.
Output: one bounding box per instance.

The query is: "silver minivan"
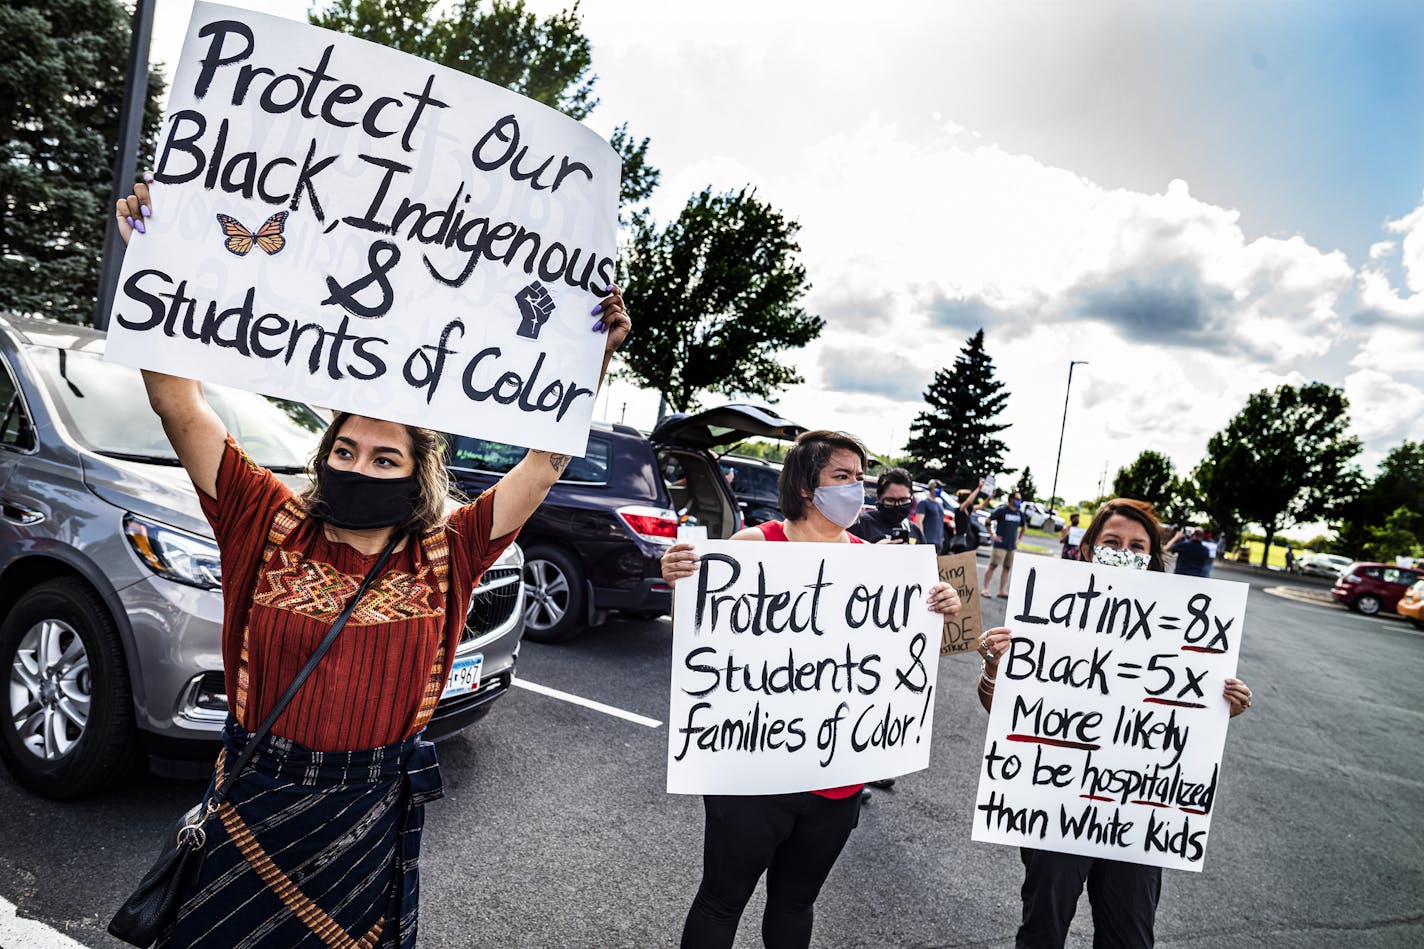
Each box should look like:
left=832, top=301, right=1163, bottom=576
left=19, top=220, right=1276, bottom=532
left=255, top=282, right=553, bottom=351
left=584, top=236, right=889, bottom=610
left=0, top=314, right=525, bottom=799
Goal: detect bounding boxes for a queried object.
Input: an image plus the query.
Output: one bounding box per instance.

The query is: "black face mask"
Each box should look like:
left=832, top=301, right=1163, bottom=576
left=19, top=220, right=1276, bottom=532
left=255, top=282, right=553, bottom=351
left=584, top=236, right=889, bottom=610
left=876, top=499, right=914, bottom=522
left=313, top=461, right=421, bottom=530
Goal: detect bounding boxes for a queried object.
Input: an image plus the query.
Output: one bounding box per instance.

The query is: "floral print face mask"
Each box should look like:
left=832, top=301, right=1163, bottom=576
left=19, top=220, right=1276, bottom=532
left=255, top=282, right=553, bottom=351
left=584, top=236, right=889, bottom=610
left=1091, top=545, right=1151, bottom=571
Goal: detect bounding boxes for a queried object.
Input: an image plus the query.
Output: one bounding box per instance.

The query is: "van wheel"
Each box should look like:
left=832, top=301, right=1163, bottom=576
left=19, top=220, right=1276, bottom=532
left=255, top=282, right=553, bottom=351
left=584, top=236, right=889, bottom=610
left=521, top=547, right=587, bottom=644
left=0, top=579, right=138, bottom=799
left=1353, top=594, right=1382, bottom=616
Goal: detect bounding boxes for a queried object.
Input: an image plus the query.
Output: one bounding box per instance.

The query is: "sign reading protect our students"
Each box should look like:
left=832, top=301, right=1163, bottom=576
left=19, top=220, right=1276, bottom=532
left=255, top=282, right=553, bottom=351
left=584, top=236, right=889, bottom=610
left=667, top=541, right=943, bottom=795
left=971, top=557, right=1247, bottom=871
left=105, top=3, right=620, bottom=455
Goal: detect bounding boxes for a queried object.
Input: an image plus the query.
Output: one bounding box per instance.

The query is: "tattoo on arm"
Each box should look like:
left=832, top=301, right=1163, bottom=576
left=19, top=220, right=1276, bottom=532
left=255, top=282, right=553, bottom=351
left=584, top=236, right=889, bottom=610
left=548, top=453, right=571, bottom=473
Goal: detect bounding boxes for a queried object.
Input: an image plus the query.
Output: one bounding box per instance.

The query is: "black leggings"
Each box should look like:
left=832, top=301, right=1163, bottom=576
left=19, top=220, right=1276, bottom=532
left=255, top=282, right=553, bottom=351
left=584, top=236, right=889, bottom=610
left=1015, top=848, right=1162, bottom=949
left=681, top=792, right=860, bottom=949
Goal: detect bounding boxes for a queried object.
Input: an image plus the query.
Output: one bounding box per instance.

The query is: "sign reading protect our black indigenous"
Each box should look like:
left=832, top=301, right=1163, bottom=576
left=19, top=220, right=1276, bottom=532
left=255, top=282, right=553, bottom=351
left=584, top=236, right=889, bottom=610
left=667, top=541, right=942, bottom=795
left=972, top=557, right=1246, bottom=871
left=105, top=3, right=620, bottom=454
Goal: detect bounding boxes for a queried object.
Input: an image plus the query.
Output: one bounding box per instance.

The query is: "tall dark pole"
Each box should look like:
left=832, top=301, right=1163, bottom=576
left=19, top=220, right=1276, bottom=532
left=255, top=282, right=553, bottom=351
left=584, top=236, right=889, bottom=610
left=92, top=0, right=157, bottom=329
left=1048, top=360, right=1087, bottom=514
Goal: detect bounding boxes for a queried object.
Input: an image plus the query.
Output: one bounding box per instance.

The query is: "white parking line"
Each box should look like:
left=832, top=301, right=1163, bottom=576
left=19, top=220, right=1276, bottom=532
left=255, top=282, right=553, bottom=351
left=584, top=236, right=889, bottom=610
left=0, top=895, right=88, bottom=949
left=512, top=677, right=662, bottom=728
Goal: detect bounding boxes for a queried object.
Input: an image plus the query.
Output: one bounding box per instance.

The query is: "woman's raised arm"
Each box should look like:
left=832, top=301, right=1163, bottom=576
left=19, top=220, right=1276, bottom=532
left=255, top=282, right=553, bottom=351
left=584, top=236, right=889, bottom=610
left=116, top=176, right=227, bottom=498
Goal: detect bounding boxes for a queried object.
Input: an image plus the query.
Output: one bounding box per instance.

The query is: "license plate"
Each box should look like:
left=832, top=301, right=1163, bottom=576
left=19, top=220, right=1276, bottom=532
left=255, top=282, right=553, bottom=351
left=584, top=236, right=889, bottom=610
left=441, top=654, right=482, bottom=700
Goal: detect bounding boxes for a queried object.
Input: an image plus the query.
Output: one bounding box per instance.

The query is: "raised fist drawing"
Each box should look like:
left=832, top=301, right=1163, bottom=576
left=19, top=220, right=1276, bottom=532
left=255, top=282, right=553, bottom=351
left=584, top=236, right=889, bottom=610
left=515, top=282, right=555, bottom=339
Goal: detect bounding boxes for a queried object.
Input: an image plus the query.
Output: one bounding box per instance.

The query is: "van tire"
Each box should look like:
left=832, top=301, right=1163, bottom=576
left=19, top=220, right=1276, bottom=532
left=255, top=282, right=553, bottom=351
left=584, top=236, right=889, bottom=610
left=0, top=579, right=138, bottom=799
left=521, top=547, right=587, bottom=644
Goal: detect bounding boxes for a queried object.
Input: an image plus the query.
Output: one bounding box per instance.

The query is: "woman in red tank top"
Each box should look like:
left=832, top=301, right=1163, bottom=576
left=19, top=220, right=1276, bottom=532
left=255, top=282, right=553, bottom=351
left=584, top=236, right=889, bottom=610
left=661, top=430, right=962, bottom=949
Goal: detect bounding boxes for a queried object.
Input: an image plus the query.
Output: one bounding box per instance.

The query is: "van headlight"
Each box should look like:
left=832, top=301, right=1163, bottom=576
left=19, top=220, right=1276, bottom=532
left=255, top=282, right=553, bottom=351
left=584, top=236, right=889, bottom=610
left=123, top=515, right=223, bottom=590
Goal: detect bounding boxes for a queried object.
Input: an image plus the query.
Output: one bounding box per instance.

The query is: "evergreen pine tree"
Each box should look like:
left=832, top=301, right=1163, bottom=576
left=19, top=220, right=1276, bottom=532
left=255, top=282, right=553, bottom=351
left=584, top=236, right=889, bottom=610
left=904, top=329, right=1012, bottom=488
left=1016, top=466, right=1038, bottom=501
left=0, top=0, right=164, bottom=320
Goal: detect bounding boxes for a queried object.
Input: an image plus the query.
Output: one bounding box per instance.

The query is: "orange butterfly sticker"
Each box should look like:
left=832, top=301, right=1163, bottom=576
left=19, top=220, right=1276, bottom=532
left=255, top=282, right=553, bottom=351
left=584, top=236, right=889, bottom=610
left=215, top=211, right=288, bottom=257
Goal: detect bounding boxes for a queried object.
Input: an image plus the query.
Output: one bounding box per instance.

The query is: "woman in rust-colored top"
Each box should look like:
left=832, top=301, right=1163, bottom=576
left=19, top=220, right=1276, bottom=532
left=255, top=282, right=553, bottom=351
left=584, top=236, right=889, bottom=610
left=114, top=178, right=631, bottom=948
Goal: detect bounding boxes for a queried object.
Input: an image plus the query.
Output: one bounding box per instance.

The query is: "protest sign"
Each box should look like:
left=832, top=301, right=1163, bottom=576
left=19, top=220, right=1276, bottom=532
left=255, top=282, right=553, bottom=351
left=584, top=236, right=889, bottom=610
left=937, top=551, right=982, bottom=656
left=972, top=557, right=1246, bottom=871
left=668, top=541, right=942, bottom=795
left=105, top=3, right=620, bottom=455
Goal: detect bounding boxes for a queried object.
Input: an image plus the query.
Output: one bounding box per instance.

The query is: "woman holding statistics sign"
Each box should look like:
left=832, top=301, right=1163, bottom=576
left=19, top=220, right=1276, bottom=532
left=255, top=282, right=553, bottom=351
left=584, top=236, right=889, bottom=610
left=661, top=430, right=962, bottom=949
left=112, top=179, right=630, bottom=948
left=976, top=498, right=1253, bottom=949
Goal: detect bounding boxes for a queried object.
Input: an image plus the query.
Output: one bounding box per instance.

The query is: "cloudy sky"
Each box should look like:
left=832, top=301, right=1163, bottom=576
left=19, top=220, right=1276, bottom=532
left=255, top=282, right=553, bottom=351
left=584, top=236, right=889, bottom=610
left=151, top=0, right=1424, bottom=511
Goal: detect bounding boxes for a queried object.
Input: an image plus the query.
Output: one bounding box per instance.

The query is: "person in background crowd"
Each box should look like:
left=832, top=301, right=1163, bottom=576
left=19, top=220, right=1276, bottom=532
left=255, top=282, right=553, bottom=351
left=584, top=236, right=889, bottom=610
left=1201, top=530, right=1219, bottom=577
left=850, top=467, right=925, bottom=546
left=916, top=479, right=949, bottom=553
left=976, top=498, right=1254, bottom=949
left=660, top=432, right=961, bottom=949
left=1167, top=526, right=1212, bottom=577
left=946, top=479, right=986, bottom=554
left=1059, top=512, right=1084, bottom=560
left=1284, top=546, right=1295, bottom=574
left=983, top=491, right=1027, bottom=597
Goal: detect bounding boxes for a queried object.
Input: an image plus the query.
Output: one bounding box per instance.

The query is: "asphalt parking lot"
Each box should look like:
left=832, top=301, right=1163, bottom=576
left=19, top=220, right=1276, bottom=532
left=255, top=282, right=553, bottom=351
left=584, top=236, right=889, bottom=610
left=1, top=554, right=1421, bottom=947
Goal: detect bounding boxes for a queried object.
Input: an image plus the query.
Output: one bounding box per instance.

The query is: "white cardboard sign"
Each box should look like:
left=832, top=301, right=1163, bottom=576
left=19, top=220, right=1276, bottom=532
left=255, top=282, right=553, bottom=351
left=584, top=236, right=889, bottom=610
left=668, top=541, right=942, bottom=795
left=972, top=557, right=1246, bottom=871
left=105, top=3, right=620, bottom=455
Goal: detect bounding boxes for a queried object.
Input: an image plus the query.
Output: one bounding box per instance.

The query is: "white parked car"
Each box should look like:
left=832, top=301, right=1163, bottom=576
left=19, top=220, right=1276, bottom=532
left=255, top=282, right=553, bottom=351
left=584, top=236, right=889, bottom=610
left=1020, top=501, right=1065, bottom=533
left=1297, top=553, right=1353, bottom=579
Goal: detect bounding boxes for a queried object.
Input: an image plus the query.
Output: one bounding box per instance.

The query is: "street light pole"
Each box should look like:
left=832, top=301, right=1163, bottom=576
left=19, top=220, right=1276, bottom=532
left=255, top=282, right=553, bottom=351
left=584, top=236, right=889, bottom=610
left=92, top=0, right=156, bottom=329
left=1048, top=359, right=1088, bottom=514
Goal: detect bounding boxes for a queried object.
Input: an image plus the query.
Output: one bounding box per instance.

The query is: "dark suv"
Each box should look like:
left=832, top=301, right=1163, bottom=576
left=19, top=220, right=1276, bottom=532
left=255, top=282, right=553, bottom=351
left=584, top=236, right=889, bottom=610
left=446, top=404, right=803, bottom=643
left=722, top=454, right=784, bottom=527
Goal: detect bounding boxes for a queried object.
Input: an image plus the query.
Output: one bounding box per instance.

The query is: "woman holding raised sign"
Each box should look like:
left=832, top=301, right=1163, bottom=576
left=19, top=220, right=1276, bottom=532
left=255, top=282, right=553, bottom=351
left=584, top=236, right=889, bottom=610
left=110, top=178, right=630, bottom=948
left=661, top=430, right=962, bottom=949
left=977, top=498, right=1253, bottom=949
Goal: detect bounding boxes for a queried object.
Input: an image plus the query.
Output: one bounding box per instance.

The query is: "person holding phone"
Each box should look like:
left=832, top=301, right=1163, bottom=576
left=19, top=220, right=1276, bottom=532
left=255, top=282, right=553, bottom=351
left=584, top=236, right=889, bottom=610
left=849, top=467, right=925, bottom=546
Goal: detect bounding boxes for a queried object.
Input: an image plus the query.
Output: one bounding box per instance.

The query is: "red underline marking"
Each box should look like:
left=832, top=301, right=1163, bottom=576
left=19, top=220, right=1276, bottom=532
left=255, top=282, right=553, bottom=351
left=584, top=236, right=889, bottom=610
left=1131, top=799, right=1169, bottom=808
left=1080, top=794, right=1114, bottom=802
left=1180, top=808, right=1208, bottom=815
left=1143, top=698, right=1208, bottom=708
left=1181, top=646, right=1227, bottom=654
left=1006, top=734, right=1101, bottom=751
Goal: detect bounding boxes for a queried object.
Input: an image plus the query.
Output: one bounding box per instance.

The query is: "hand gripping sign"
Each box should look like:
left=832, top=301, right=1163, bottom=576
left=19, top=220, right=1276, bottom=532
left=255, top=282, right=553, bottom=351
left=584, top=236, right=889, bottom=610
left=972, top=557, right=1247, bottom=871
left=105, top=3, right=620, bottom=455
left=667, top=541, right=942, bottom=795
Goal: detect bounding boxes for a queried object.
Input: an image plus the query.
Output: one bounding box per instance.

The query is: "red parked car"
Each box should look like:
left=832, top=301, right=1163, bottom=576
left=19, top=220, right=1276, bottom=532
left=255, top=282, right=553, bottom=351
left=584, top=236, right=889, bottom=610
left=1331, top=562, right=1424, bottom=616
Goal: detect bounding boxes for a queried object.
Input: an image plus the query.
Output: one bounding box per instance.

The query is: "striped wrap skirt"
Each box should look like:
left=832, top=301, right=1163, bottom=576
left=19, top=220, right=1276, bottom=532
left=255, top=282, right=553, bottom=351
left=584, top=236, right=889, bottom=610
left=158, top=718, right=444, bottom=949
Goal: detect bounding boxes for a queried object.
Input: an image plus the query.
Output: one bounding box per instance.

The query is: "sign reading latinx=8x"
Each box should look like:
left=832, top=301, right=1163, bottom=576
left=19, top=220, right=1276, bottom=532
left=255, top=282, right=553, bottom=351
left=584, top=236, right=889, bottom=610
left=973, top=558, right=1246, bottom=873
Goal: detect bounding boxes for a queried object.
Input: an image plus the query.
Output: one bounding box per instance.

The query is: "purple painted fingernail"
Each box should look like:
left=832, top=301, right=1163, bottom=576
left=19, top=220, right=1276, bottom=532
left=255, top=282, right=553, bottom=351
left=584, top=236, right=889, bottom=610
left=605, top=284, right=615, bottom=292
left=591, top=305, right=603, bottom=315
left=140, top=205, right=151, bottom=218
left=126, top=216, right=135, bottom=230
left=593, top=321, right=605, bottom=332
left=142, top=171, right=154, bottom=183
left=134, top=219, right=146, bottom=233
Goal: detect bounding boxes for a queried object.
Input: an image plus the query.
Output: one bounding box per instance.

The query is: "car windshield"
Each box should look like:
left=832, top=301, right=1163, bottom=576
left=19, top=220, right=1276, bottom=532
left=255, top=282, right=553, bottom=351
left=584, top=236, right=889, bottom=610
left=29, top=346, right=325, bottom=470
left=446, top=433, right=611, bottom=485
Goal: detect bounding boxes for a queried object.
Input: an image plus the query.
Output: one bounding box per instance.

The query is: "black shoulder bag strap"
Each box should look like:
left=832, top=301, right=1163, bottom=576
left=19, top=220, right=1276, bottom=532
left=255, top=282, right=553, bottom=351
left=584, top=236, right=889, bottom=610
left=212, top=531, right=400, bottom=804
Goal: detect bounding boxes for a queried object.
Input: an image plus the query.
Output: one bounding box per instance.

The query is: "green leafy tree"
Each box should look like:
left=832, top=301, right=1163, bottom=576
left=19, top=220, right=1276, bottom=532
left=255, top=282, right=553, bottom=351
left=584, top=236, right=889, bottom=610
left=727, top=439, right=789, bottom=464
left=0, top=0, right=164, bottom=321
left=1337, top=440, right=1424, bottom=556
left=1199, top=383, right=1361, bottom=567
left=1361, top=506, right=1423, bottom=563
left=619, top=187, right=821, bottom=413
left=905, top=330, right=1012, bottom=488
left=311, top=0, right=659, bottom=211
left=1016, top=466, right=1039, bottom=502
left=1111, top=450, right=1184, bottom=521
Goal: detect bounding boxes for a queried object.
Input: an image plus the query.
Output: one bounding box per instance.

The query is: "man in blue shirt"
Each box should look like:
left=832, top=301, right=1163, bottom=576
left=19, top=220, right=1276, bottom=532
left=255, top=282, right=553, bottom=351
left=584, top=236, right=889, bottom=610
left=984, top=491, right=1027, bottom=597
left=916, top=479, right=948, bottom=553
left=1169, top=527, right=1212, bottom=577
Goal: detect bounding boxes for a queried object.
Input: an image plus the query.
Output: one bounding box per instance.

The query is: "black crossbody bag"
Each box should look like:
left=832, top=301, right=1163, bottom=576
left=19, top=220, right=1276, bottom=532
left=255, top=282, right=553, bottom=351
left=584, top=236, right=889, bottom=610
left=107, top=534, right=399, bottom=947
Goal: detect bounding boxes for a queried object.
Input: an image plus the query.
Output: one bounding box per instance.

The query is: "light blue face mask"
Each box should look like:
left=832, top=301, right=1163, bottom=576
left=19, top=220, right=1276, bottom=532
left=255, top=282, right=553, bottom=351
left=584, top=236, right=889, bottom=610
left=1092, top=545, right=1151, bottom=571
left=813, top=483, right=865, bottom=529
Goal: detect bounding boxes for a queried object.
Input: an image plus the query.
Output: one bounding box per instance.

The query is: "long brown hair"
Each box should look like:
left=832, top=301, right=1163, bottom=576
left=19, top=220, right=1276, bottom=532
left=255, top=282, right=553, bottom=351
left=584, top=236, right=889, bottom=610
left=777, top=430, right=868, bottom=522
left=300, top=413, right=459, bottom=536
left=1078, top=498, right=1166, bottom=572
